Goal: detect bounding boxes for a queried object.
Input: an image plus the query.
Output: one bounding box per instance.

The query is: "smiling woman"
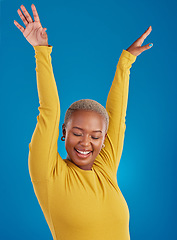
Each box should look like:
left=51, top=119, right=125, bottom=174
left=14, top=3, right=153, bottom=240
left=61, top=109, right=108, bottom=171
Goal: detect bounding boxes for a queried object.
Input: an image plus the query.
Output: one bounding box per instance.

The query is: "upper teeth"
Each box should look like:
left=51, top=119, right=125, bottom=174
left=76, top=149, right=91, bottom=155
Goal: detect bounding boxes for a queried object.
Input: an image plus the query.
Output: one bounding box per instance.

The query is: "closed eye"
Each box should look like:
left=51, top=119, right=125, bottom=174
left=73, top=133, right=99, bottom=139
left=92, top=137, right=99, bottom=139
left=73, top=133, right=82, bottom=136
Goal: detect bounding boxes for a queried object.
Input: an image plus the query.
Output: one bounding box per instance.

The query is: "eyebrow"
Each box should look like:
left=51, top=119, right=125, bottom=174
left=72, top=127, right=102, bottom=133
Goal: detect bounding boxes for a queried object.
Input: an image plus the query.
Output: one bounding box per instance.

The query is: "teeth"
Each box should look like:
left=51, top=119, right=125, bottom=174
left=76, top=149, right=91, bottom=155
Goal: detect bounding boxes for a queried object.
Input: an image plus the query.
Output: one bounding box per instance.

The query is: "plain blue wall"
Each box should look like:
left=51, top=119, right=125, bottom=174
left=1, top=0, right=177, bottom=239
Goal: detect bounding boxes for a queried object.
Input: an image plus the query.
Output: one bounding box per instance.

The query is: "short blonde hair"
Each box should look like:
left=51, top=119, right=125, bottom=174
left=64, top=99, right=109, bottom=132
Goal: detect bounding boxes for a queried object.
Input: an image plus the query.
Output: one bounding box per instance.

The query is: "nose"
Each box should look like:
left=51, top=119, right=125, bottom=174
left=80, top=134, right=90, bottom=147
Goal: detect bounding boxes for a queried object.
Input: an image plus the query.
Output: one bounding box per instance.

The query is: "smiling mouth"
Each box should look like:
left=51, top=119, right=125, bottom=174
left=74, top=148, right=93, bottom=158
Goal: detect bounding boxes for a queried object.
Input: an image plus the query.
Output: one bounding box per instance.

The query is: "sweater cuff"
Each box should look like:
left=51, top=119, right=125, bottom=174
left=118, top=49, right=137, bottom=69
left=33, top=45, right=53, bottom=54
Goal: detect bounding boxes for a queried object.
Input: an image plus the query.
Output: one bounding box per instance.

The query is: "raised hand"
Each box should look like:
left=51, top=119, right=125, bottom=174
left=14, top=4, right=48, bottom=46
left=126, top=26, right=153, bottom=57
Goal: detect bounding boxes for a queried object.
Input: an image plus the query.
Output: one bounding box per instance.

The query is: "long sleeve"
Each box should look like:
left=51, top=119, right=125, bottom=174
left=28, top=45, right=64, bottom=183
left=95, top=50, right=136, bottom=176
left=27, top=47, right=133, bottom=240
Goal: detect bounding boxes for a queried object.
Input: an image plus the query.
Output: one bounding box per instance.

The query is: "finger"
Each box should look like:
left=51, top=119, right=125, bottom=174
left=41, top=28, right=47, bottom=39
left=140, top=43, right=153, bottom=53
left=20, top=5, right=33, bottom=23
left=135, top=26, right=152, bottom=47
left=31, top=4, right=40, bottom=22
left=42, top=28, right=47, bottom=34
left=17, top=9, right=28, bottom=26
left=14, top=20, right=25, bottom=33
left=140, top=26, right=152, bottom=41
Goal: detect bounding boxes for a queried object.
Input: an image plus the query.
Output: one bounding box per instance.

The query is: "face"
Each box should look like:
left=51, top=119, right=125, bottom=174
left=62, top=110, right=107, bottom=171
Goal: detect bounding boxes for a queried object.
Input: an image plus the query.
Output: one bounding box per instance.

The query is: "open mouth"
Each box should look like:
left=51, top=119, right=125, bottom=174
left=74, top=148, right=93, bottom=158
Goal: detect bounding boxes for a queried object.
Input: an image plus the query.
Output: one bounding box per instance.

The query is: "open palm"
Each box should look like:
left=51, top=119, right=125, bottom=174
left=14, top=4, right=48, bottom=46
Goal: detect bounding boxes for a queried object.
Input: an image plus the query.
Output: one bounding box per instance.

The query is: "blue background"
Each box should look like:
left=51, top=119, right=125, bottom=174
left=1, top=0, right=177, bottom=239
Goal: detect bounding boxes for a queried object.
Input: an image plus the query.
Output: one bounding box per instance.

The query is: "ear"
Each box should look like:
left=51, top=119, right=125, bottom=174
left=103, top=132, right=107, bottom=143
left=62, top=123, right=66, bottom=136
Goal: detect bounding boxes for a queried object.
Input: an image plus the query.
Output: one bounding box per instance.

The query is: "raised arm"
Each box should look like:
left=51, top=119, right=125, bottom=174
left=28, top=45, right=62, bottom=182
left=14, top=4, right=64, bottom=182
left=96, top=26, right=153, bottom=175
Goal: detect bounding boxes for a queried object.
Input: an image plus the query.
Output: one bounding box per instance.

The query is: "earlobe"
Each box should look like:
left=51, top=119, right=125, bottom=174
left=62, top=123, right=66, bottom=136
left=103, top=133, right=107, bottom=145
left=61, top=124, right=66, bottom=141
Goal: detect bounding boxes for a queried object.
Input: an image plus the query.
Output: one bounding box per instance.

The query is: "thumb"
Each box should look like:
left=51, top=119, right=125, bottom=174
left=42, top=28, right=47, bottom=34
left=141, top=43, right=153, bottom=53
left=41, top=28, right=47, bottom=39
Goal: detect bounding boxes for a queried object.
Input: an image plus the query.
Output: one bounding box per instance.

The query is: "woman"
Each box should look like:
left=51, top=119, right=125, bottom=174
left=14, top=4, right=153, bottom=240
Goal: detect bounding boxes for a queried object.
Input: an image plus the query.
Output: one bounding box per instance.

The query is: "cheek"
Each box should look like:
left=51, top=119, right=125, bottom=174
left=93, top=140, right=103, bottom=150
left=65, top=133, right=77, bottom=148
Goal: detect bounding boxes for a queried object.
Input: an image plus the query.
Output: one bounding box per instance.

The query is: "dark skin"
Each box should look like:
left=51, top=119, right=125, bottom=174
left=62, top=110, right=107, bottom=171
left=14, top=4, right=153, bottom=170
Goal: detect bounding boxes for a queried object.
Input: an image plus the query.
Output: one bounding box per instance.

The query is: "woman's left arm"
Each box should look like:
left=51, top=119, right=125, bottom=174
left=97, top=26, right=153, bottom=175
left=126, top=26, right=153, bottom=56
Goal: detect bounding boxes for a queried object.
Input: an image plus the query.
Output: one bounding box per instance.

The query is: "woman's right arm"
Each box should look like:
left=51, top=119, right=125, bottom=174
left=14, top=4, right=65, bottom=182
left=28, top=45, right=62, bottom=182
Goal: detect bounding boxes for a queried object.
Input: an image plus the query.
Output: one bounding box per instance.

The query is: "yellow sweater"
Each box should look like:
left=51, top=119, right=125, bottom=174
left=28, top=45, right=136, bottom=240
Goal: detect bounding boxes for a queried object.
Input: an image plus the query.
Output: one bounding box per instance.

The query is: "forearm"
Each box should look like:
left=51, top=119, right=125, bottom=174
left=28, top=45, right=61, bottom=182
left=106, top=50, right=136, bottom=120
left=103, top=49, right=136, bottom=172
left=34, top=45, right=60, bottom=109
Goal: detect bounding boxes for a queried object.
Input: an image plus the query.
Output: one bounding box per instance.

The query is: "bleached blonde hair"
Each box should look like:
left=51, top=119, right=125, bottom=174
left=64, top=99, right=109, bottom=132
